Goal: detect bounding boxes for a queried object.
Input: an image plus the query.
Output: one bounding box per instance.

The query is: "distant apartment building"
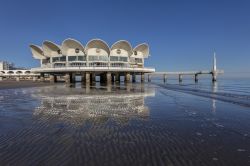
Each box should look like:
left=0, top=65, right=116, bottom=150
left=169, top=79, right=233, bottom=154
left=0, top=61, right=25, bottom=70
left=0, top=61, right=13, bottom=70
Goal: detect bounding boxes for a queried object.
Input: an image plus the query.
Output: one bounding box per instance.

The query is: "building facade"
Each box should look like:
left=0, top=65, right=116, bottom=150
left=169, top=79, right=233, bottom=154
left=30, top=38, right=155, bottom=83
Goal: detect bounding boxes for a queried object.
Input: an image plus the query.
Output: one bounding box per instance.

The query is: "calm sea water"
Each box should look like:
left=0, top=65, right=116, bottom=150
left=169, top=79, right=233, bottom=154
left=0, top=78, right=250, bottom=166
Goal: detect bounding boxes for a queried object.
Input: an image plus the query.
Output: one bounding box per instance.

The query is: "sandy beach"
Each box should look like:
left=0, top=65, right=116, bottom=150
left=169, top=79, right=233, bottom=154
left=0, top=80, right=51, bottom=90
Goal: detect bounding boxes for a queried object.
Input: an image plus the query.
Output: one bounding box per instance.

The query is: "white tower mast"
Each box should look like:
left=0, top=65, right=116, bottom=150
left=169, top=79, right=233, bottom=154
left=213, top=52, right=217, bottom=71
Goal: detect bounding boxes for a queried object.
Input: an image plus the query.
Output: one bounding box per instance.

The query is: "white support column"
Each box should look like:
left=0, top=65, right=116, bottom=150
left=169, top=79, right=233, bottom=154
left=179, top=74, right=183, bottom=82
left=148, top=74, right=151, bottom=82
left=141, top=73, right=145, bottom=82
left=163, top=74, right=167, bottom=83
left=125, top=73, right=130, bottom=83
left=132, top=73, right=136, bottom=82
left=106, top=72, right=111, bottom=84
left=65, top=73, right=70, bottom=84
left=86, top=72, right=90, bottom=84
left=195, top=74, right=198, bottom=82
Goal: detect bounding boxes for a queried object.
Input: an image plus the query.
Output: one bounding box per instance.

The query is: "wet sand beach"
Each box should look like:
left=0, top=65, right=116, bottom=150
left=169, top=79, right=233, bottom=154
left=0, top=80, right=250, bottom=166
left=0, top=80, right=51, bottom=90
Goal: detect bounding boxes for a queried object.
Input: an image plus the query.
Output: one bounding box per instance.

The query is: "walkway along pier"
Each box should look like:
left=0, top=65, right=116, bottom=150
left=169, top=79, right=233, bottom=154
left=147, top=53, right=224, bottom=83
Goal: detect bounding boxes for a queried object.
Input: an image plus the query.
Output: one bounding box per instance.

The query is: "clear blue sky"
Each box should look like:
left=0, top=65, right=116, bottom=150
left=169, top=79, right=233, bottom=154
left=0, top=0, right=249, bottom=76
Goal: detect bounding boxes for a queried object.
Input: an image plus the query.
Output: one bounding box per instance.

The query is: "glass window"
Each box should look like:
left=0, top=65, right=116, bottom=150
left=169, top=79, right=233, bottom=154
left=52, top=57, right=60, bottom=62
left=110, top=56, right=119, bottom=61
left=78, top=56, right=86, bottom=61
left=88, top=56, right=98, bottom=61
left=42, top=59, right=50, bottom=64
left=60, top=56, right=66, bottom=62
left=119, top=57, right=128, bottom=62
left=68, top=56, right=77, bottom=61
left=99, top=56, right=108, bottom=61
left=135, top=58, right=143, bottom=63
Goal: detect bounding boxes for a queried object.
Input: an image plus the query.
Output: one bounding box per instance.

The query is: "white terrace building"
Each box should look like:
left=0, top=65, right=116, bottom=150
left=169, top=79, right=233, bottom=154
left=30, top=38, right=152, bottom=68
left=30, top=38, right=155, bottom=83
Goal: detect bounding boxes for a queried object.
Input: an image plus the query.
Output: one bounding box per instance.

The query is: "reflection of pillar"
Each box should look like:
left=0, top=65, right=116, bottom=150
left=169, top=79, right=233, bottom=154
left=33, top=76, right=37, bottom=82
left=179, top=75, right=182, bottom=82
left=126, top=83, right=132, bottom=92
left=115, top=73, right=120, bottom=82
left=141, top=73, right=145, bottom=82
left=86, top=83, right=90, bottom=94
left=195, top=74, right=198, bottom=82
left=86, top=72, right=90, bottom=84
left=107, top=84, right=111, bottom=92
left=49, top=75, right=55, bottom=83
left=106, top=72, right=111, bottom=84
left=163, top=74, right=167, bottom=83
left=65, top=73, right=70, bottom=84
left=212, top=82, right=218, bottom=112
left=125, top=73, right=130, bottom=83
left=132, top=73, right=136, bottom=82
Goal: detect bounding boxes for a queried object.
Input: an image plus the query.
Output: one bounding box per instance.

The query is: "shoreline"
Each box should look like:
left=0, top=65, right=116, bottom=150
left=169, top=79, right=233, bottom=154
left=0, top=80, right=52, bottom=90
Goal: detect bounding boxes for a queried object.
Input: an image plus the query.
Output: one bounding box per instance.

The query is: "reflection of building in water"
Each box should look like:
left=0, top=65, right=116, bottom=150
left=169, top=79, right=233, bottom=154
left=33, top=87, right=155, bottom=125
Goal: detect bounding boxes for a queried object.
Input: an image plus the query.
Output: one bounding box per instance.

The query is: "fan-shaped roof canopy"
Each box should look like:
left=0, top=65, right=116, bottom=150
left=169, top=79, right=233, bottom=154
left=61, top=38, right=85, bottom=56
left=30, top=45, right=46, bottom=59
left=133, top=43, right=150, bottom=58
left=42, top=41, right=62, bottom=57
left=111, top=40, right=133, bottom=56
left=85, top=39, right=110, bottom=56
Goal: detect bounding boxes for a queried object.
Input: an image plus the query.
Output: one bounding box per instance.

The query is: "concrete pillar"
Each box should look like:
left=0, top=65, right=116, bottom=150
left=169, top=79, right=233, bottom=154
left=91, top=73, right=96, bottom=83
left=49, top=75, right=55, bottom=83
left=65, top=73, right=70, bottom=84
left=212, top=72, right=217, bottom=82
left=132, top=73, right=136, bottom=83
left=71, top=73, right=76, bottom=83
left=125, top=73, right=130, bottom=83
left=39, top=73, right=45, bottom=82
left=0, top=77, right=3, bottom=81
left=111, top=74, right=115, bottom=82
left=100, top=74, right=105, bottom=83
left=115, top=73, right=120, bottom=82
left=163, top=74, right=167, bottom=83
left=141, top=73, right=145, bottom=83
left=195, top=74, right=198, bottom=82
left=81, top=73, right=85, bottom=83
left=86, top=72, right=90, bottom=84
left=148, top=74, right=151, bottom=82
left=16, top=77, right=20, bottom=82
left=179, top=74, right=183, bottom=82
left=106, top=72, right=111, bottom=84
